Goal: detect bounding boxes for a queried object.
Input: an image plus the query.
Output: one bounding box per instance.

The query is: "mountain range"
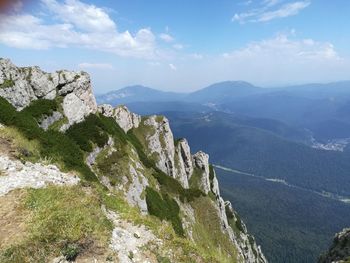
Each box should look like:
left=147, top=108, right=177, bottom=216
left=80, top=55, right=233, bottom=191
left=97, top=80, right=350, bottom=262
left=97, top=80, right=350, bottom=142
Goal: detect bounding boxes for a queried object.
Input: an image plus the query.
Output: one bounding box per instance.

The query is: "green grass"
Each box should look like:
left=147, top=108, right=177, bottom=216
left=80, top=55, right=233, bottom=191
left=0, top=126, right=41, bottom=163
left=48, top=116, right=68, bottom=131
left=191, top=197, right=239, bottom=263
left=189, top=168, right=204, bottom=190
left=0, top=186, right=112, bottom=263
left=0, top=79, right=15, bottom=89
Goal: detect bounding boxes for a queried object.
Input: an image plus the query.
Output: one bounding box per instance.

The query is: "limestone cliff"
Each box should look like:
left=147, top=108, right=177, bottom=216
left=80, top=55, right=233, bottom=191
left=0, top=58, right=266, bottom=263
left=0, top=58, right=97, bottom=131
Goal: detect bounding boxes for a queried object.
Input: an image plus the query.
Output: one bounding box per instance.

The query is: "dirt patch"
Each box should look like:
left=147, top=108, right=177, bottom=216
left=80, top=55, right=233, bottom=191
left=0, top=137, right=16, bottom=159
left=0, top=189, right=29, bottom=249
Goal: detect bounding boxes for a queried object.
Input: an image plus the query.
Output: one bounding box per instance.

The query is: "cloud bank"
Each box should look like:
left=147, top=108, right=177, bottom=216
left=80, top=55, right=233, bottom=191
left=0, top=0, right=157, bottom=58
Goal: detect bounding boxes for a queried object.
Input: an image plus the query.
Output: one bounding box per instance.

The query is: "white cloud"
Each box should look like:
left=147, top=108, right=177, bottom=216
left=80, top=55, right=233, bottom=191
left=0, top=0, right=157, bottom=58
left=259, top=1, right=310, bottom=22
left=169, top=63, right=177, bottom=71
left=159, top=33, right=174, bottom=43
left=173, top=44, right=184, bottom=50
left=42, top=0, right=116, bottom=32
left=223, top=34, right=340, bottom=61
left=233, top=1, right=310, bottom=23
left=262, top=0, right=281, bottom=7
left=190, top=53, right=203, bottom=59
left=78, top=62, right=114, bottom=70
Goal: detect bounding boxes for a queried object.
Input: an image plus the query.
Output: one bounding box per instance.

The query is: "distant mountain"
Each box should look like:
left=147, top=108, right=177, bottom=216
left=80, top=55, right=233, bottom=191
left=96, top=85, right=186, bottom=105
left=220, top=91, right=350, bottom=141
left=280, top=81, right=350, bottom=100
left=97, top=81, right=265, bottom=106
left=186, top=81, right=265, bottom=104
left=98, top=81, right=350, bottom=107
left=125, top=101, right=211, bottom=116
left=97, top=81, right=350, bottom=141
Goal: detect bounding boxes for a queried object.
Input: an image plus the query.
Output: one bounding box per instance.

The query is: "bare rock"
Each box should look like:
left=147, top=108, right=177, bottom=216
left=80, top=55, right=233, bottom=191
left=0, top=154, right=80, bottom=197
left=174, top=139, right=193, bottom=188
left=39, top=111, right=63, bottom=131
left=0, top=58, right=97, bottom=129
left=192, top=151, right=211, bottom=194
left=98, top=104, right=141, bottom=133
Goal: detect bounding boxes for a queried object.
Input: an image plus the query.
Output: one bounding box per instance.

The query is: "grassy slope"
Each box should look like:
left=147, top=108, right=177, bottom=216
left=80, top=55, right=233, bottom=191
left=0, top=98, right=239, bottom=263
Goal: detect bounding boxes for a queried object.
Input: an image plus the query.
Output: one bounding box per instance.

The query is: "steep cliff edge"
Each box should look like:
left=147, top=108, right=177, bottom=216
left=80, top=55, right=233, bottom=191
left=319, top=229, right=350, bottom=263
left=0, top=58, right=266, bottom=263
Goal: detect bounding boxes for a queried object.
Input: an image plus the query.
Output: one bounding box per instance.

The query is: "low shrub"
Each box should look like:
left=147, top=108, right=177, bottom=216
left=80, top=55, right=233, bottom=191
left=145, top=186, right=184, bottom=236
left=0, top=97, right=96, bottom=181
left=66, top=114, right=109, bottom=152
left=22, top=99, right=58, bottom=120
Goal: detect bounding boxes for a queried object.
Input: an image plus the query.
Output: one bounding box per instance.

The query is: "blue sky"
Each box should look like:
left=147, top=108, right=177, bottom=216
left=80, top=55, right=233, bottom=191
left=0, top=0, right=350, bottom=93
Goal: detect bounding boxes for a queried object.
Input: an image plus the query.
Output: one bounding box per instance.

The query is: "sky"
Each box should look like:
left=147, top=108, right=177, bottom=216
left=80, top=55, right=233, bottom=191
left=0, top=0, right=350, bottom=93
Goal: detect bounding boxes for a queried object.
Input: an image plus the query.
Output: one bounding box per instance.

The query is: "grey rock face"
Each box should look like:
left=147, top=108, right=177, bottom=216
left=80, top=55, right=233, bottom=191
left=98, top=104, right=141, bottom=133
left=175, top=139, right=193, bottom=184
left=126, top=164, right=149, bottom=214
left=114, top=105, right=141, bottom=133
left=192, top=151, right=211, bottom=194
left=39, top=111, right=63, bottom=131
left=211, top=172, right=220, bottom=197
left=0, top=58, right=97, bottom=129
left=224, top=201, right=267, bottom=263
left=143, top=115, right=176, bottom=176
left=98, top=104, right=114, bottom=117
left=140, top=116, right=191, bottom=188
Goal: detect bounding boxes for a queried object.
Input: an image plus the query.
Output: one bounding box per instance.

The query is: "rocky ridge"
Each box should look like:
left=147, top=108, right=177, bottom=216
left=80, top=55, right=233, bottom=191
left=0, top=58, right=266, bottom=263
left=0, top=58, right=97, bottom=131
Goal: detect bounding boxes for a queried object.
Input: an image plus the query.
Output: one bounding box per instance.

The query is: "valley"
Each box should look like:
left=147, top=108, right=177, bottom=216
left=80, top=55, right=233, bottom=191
left=96, top=80, right=350, bottom=262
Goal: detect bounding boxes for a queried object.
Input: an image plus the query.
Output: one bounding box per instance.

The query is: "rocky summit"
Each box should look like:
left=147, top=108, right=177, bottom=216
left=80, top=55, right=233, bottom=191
left=0, top=58, right=266, bottom=263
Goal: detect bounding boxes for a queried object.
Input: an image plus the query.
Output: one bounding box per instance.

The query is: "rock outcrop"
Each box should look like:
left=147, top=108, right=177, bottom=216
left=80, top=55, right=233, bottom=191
left=319, top=228, right=350, bottom=263
left=174, top=139, right=193, bottom=188
left=0, top=154, right=80, bottom=197
left=143, top=115, right=176, bottom=176
left=98, top=104, right=141, bottom=133
left=0, top=58, right=97, bottom=130
left=133, top=113, right=266, bottom=263
left=192, top=151, right=211, bottom=194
